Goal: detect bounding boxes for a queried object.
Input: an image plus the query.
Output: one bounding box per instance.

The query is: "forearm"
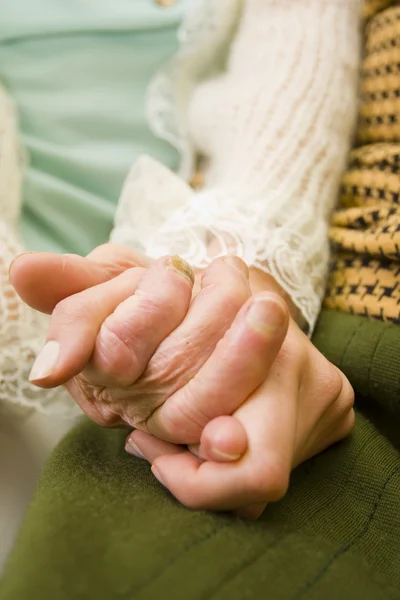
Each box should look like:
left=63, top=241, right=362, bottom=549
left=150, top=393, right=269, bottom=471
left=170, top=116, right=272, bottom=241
left=186, top=0, right=361, bottom=330
left=112, top=1, right=361, bottom=331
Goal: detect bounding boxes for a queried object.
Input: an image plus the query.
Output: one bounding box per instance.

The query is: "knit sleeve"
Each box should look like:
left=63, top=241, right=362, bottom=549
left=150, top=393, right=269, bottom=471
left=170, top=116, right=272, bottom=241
left=140, top=0, right=362, bottom=331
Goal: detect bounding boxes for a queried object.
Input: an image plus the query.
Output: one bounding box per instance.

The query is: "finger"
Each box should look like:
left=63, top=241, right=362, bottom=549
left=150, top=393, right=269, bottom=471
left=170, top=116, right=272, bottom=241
left=143, top=256, right=251, bottom=439
left=10, top=244, right=152, bottom=314
left=28, top=267, right=145, bottom=386
left=148, top=366, right=297, bottom=512
left=89, top=255, right=194, bottom=387
left=148, top=292, right=289, bottom=443
left=125, top=429, right=185, bottom=462
left=190, top=416, right=248, bottom=462
left=126, top=428, right=265, bottom=519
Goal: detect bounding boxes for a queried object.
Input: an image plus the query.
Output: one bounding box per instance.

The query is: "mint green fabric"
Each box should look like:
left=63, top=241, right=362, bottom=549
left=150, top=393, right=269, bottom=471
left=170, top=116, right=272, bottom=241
left=1, top=310, right=399, bottom=599
left=0, top=0, right=188, bottom=255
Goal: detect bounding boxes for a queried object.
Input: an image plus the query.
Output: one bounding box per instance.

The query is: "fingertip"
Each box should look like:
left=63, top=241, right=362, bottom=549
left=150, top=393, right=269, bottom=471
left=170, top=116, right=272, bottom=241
left=245, top=292, right=289, bottom=338
left=201, top=255, right=251, bottom=292
left=221, top=255, right=250, bottom=280
left=164, top=255, right=195, bottom=288
left=28, top=340, right=61, bottom=385
left=9, top=252, right=103, bottom=314
left=200, top=416, right=248, bottom=463
left=9, top=252, right=47, bottom=297
left=8, top=251, right=35, bottom=281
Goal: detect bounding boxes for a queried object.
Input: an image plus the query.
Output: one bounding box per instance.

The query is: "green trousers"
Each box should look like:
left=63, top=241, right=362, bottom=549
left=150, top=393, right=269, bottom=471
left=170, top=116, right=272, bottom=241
left=1, top=310, right=399, bottom=600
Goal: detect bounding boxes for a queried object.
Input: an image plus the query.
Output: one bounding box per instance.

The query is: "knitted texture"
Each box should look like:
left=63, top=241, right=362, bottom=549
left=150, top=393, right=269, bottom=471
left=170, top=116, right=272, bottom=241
left=112, top=0, right=361, bottom=332
left=325, top=4, right=400, bottom=324
left=362, top=0, right=398, bottom=20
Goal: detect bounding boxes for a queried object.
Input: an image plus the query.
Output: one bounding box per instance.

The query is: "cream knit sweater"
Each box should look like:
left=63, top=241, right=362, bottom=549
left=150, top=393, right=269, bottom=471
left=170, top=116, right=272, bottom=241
left=113, top=0, right=361, bottom=331
left=0, top=0, right=361, bottom=417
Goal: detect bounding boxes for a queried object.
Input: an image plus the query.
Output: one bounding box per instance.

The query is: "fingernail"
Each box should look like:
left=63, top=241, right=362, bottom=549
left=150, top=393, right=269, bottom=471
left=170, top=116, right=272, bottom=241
left=246, top=295, right=287, bottom=334
left=222, top=255, right=249, bottom=279
left=29, top=341, right=60, bottom=382
left=212, top=448, right=242, bottom=462
left=165, top=255, right=195, bottom=286
left=125, top=438, right=146, bottom=460
left=151, top=465, right=166, bottom=487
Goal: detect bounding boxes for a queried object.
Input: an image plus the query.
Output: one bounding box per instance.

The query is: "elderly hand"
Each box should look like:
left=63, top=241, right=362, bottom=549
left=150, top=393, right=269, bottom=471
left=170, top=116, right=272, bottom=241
left=11, top=245, right=289, bottom=457
left=11, top=243, right=354, bottom=517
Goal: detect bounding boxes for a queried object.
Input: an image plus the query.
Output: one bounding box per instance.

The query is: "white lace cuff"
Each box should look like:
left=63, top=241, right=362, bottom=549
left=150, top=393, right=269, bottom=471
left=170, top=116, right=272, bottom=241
left=111, top=156, right=329, bottom=330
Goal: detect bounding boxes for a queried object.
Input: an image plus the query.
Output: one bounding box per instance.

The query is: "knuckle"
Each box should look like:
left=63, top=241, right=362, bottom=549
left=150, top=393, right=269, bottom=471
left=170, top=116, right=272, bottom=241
left=339, top=375, right=355, bottom=412
left=324, top=365, right=346, bottom=404
left=325, top=368, right=354, bottom=414
left=305, top=349, right=346, bottom=408
left=135, top=289, right=180, bottom=322
left=94, top=321, right=138, bottom=381
left=319, top=371, right=355, bottom=444
left=250, top=457, right=289, bottom=502
left=52, top=296, right=93, bottom=327
left=332, top=408, right=356, bottom=444
left=151, top=391, right=206, bottom=443
left=68, top=377, right=122, bottom=428
left=144, top=341, right=188, bottom=391
left=275, top=329, right=305, bottom=376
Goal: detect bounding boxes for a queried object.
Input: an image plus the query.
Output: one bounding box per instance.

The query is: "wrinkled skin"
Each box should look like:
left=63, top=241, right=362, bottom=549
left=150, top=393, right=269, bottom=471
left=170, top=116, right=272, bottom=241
left=11, top=244, right=355, bottom=518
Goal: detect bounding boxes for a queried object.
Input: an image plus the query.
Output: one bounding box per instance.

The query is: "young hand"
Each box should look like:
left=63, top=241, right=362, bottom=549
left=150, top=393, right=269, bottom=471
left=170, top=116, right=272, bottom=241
left=125, top=314, right=355, bottom=518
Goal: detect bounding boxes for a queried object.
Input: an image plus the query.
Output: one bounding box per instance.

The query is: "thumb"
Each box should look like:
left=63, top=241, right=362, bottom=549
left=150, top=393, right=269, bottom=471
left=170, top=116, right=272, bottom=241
left=10, top=243, right=152, bottom=314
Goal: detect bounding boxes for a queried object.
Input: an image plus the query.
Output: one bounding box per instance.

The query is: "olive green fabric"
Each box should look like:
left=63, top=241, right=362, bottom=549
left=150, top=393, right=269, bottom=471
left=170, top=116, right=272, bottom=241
left=1, top=310, right=399, bottom=599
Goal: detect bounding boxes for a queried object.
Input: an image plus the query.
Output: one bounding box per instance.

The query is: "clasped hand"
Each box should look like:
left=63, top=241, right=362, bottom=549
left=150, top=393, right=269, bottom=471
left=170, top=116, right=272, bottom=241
left=11, top=244, right=354, bottom=518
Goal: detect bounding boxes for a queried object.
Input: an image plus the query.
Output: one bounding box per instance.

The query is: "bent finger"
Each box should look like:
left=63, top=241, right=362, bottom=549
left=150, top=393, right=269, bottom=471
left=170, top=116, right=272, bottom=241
left=194, top=416, right=248, bottom=463
left=148, top=368, right=297, bottom=511
left=28, top=267, right=145, bottom=387
left=89, top=255, right=194, bottom=387
left=10, top=244, right=151, bottom=314
left=126, top=428, right=264, bottom=518
left=125, top=429, right=185, bottom=462
left=149, top=292, right=289, bottom=443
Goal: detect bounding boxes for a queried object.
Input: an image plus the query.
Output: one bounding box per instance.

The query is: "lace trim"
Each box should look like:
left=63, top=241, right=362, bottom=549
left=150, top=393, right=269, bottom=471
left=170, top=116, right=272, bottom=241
left=111, top=156, right=326, bottom=330
left=0, top=84, right=78, bottom=417
left=133, top=0, right=360, bottom=332
left=0, top=220, right=80, bottom=417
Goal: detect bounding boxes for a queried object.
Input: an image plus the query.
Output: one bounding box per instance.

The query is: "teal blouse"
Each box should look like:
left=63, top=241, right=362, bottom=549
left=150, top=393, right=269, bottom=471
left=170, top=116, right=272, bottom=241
left=0, top=1, right=188, bottom=255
